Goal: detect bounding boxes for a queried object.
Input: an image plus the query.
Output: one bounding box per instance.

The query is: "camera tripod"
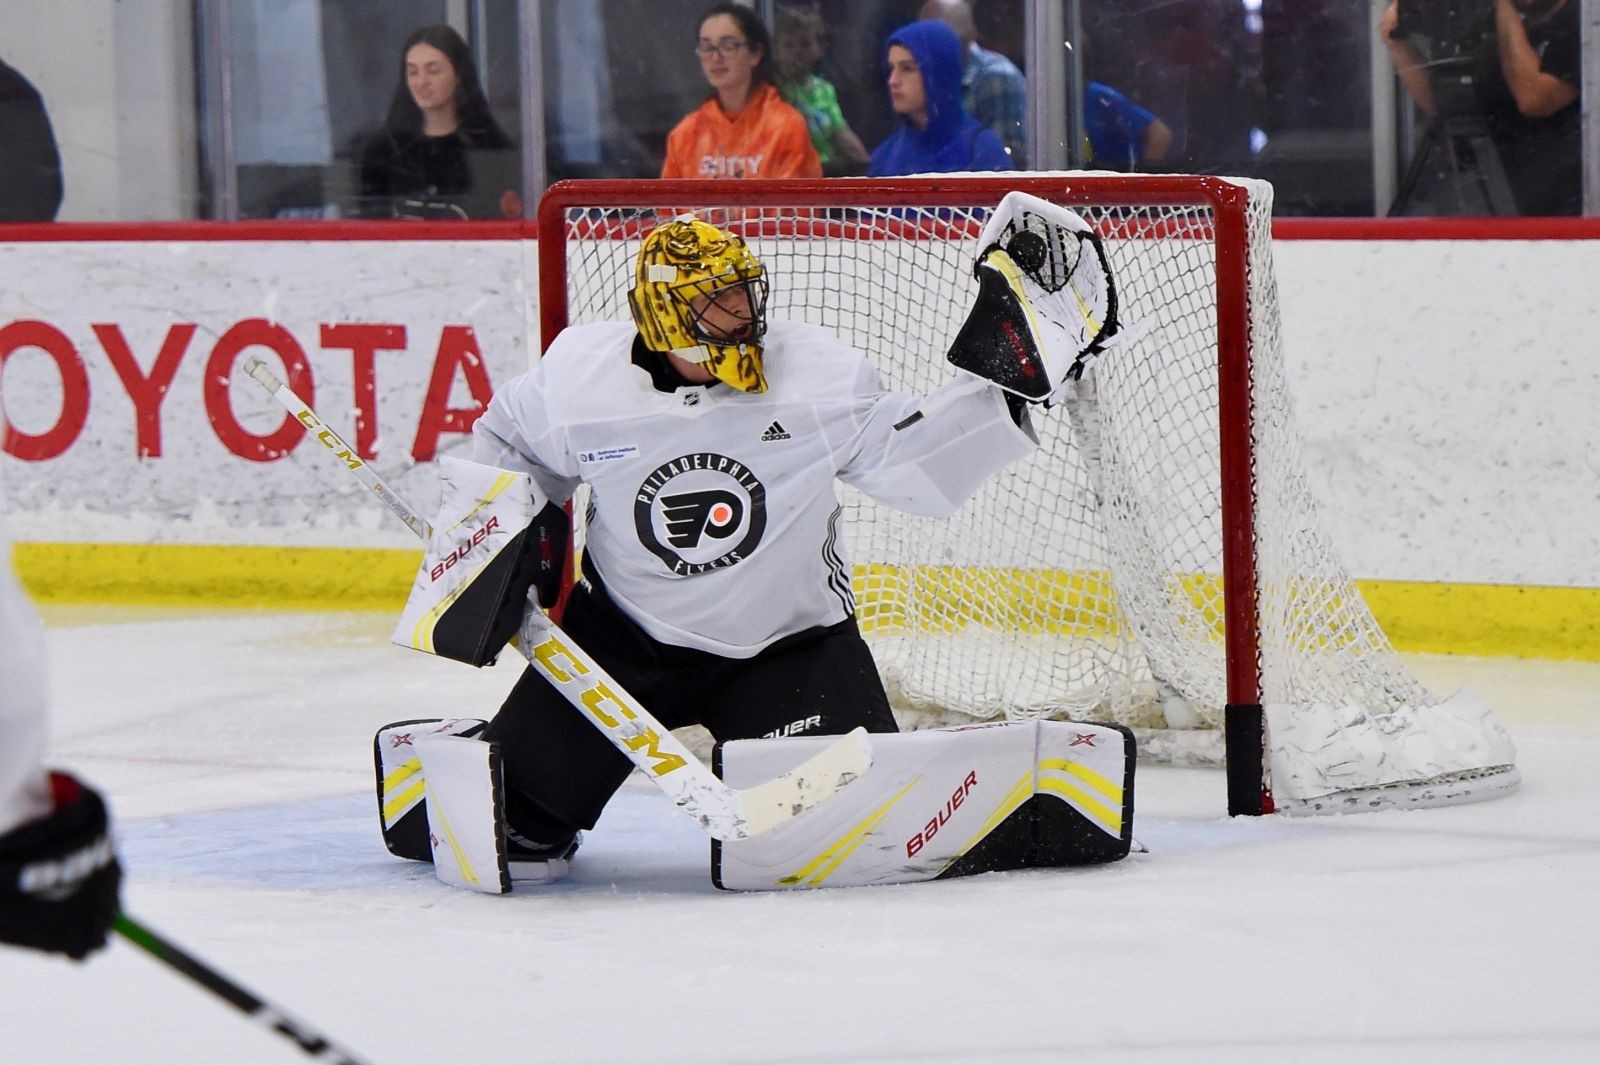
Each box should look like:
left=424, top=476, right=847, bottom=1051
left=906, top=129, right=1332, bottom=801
left=1389, top=62, right=1518, bottom=216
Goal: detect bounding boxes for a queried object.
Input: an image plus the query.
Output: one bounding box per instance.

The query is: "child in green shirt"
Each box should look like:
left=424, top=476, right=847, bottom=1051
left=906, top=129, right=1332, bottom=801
left=774, top=3, right=870, bottom=175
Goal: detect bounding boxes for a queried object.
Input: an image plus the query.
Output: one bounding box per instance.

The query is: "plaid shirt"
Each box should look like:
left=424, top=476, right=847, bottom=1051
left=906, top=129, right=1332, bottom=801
left=962, top=43, right=1026, bottom=166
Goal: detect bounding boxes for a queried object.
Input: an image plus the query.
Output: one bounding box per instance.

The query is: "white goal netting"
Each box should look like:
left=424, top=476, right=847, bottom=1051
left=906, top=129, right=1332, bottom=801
left=543, top=175, right=1517, bottom=811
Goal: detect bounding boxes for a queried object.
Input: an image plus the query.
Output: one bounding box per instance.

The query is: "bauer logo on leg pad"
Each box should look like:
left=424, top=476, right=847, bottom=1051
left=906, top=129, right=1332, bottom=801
left=904, top=770, right=979, bottom=858
left=713, top=720, right=1135, bottom=890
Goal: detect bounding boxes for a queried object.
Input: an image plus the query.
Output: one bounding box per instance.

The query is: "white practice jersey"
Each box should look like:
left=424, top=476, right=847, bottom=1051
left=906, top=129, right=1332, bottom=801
left=471, top=320, right=1036, bottom=658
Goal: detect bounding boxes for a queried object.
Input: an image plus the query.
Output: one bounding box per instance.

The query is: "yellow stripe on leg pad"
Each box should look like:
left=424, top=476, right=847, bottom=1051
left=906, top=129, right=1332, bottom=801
left=431, top=804, right=478, bottom=887
left=1038, top=777, right=1122, bottom=835
left=381, top=779, right=426, bottom=826
left=780, top=778, right=920, bottom=887
left=1038, top=758, right=1123, bottom=803
left=1038, top=758, right=1124, bottom=835
left=381, top=757, right=422, bottom=793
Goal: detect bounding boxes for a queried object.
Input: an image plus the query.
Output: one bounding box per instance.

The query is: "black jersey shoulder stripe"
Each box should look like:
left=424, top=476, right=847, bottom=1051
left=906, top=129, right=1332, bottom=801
left=822, top=504, right=854, bottom=614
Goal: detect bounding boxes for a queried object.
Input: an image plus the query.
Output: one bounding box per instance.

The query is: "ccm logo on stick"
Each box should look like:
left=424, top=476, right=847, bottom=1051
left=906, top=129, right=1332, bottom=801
left=429, top=516, right=500, bottom=581
left=905, top=770, right=978, bottom=858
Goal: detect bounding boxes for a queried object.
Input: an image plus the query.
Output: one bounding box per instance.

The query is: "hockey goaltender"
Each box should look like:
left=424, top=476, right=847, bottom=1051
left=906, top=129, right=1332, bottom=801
left=376, top=193, right=1138, bottom=892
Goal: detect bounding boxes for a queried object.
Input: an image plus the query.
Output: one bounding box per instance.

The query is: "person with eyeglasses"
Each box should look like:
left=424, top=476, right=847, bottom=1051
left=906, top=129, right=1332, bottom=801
left=661, top=2, right=822, bottom=180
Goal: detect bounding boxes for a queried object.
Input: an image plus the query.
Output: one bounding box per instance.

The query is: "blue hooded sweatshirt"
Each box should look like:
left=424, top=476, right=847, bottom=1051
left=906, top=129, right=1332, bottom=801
left=869, top=20, right=1015, bottom=177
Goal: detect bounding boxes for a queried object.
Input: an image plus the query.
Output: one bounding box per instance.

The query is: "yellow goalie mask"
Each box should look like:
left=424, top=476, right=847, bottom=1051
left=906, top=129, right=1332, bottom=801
left=627, top=216, right=770, bottom=393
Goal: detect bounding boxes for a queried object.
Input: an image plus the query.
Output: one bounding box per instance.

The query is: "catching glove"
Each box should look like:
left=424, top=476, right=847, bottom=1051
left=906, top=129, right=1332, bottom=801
left=947, top=190, right=1121, bottom=403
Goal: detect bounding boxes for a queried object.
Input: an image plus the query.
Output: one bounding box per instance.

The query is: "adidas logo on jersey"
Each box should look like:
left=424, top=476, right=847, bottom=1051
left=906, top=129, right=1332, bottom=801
left=760, top=420, right=791, bottom=442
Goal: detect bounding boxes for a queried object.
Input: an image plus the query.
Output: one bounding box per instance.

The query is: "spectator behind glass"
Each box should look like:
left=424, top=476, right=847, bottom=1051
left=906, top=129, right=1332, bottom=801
left=1085, top=81, right=1172, bottom=171
left=774, top=3, right=870, bottom=177
left=920, top=0, right=1025, bottom=165
left=972, top=0, right=1024, bottom=65
left=0, top=57, right=63, bottom=221
left=1382, top=0, right=1579, bottom=215
left=359, top=25, right=521, bottom=220
left=661, top=3, right=822, bottom=179
left=869, top=20, right=1014, bottom=177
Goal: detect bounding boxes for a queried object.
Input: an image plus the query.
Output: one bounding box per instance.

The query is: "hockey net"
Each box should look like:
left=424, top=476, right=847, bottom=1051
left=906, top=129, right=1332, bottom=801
left=536, top=176, right=1517, bottom=814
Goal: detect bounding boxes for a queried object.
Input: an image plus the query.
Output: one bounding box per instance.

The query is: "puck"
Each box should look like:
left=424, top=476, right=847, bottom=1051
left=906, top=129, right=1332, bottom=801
left=1007, top=230, right=1047, bottom=271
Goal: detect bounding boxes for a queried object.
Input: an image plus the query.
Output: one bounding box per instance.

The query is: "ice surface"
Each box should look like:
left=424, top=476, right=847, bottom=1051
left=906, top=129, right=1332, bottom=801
left=2, top=610, right=1596, bottom=1064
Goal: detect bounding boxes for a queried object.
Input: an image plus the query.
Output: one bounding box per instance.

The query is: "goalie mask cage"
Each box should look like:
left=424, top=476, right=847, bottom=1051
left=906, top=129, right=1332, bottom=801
left=536, top=176, right=1518, bottom=817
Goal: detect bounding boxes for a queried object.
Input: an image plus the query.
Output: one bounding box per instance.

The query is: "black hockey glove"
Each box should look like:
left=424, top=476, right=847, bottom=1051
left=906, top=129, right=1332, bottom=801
left=0, top=773, right=122, bottom=961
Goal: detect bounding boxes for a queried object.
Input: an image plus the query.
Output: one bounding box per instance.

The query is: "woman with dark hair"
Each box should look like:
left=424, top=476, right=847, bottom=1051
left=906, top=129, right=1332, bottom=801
left=359, top=24, right=520, bottom=219
left=661, top=2, right=821, bottom=179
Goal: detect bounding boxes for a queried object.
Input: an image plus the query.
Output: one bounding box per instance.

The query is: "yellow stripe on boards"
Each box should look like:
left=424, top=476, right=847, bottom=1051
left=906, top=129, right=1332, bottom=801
left=853, top=564, right=1144, bottom=640
left=12, top=543, right=1599, bottom=661
left=13, top=543, right=418, bottom=611
left=1357, top=579, right=1600, bottom=660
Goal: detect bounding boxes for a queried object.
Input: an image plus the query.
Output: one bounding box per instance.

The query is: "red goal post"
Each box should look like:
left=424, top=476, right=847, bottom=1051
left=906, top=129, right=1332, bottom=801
left=536, top=175, right=1518, bottom=817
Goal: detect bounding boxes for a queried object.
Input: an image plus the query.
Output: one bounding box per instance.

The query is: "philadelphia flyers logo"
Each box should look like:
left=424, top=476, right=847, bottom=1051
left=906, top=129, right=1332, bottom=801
left=635, top=453, right=767, bottom=575
left=662, top=490, right=744, bottom=548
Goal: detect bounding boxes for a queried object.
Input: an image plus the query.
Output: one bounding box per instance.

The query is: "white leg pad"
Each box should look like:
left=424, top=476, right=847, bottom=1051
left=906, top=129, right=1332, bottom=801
left=713, top=720, right=1134, bottom=891
left=413, top=733, right=511, bottom=895
left=376, top=718, right=487, bottom=861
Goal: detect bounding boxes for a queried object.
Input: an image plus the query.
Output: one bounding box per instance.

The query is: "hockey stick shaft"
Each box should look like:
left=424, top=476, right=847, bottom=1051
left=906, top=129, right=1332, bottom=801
left=242, top=358, right=871, bottom=840
left=115, top=914, right=374, bottom=1065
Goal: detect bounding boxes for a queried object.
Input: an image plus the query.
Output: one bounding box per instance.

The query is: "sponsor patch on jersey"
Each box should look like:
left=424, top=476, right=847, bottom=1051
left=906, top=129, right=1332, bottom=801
left=578, top=446, right=639, bottom=465
left=760, top=420, right=791, bottom=442
left=634, top=452, right=768, bottom=576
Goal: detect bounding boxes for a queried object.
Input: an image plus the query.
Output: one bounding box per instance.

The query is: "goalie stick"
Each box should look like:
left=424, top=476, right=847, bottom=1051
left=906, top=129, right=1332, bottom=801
left=243, top=357, right=873, bottom=841
left=115, top=914, right=374, bottom=1064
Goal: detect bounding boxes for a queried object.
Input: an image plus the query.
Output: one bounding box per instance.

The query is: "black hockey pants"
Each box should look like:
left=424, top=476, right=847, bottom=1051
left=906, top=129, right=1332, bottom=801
left=481, top=573, right=898, bottom=842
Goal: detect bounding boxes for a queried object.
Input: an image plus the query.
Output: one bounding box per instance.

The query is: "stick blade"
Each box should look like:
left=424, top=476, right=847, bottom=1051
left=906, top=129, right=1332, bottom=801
left=728, top=727, right=874, bottom=838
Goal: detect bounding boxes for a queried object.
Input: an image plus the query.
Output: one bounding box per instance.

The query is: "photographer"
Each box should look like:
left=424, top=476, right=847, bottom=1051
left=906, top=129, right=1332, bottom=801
left=1381, top=0, right=1580, bottom=215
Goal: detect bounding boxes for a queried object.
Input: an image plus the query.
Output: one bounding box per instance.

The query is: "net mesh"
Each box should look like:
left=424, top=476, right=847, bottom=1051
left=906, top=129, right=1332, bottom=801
left=549, top=177, right=1433, bottom=732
